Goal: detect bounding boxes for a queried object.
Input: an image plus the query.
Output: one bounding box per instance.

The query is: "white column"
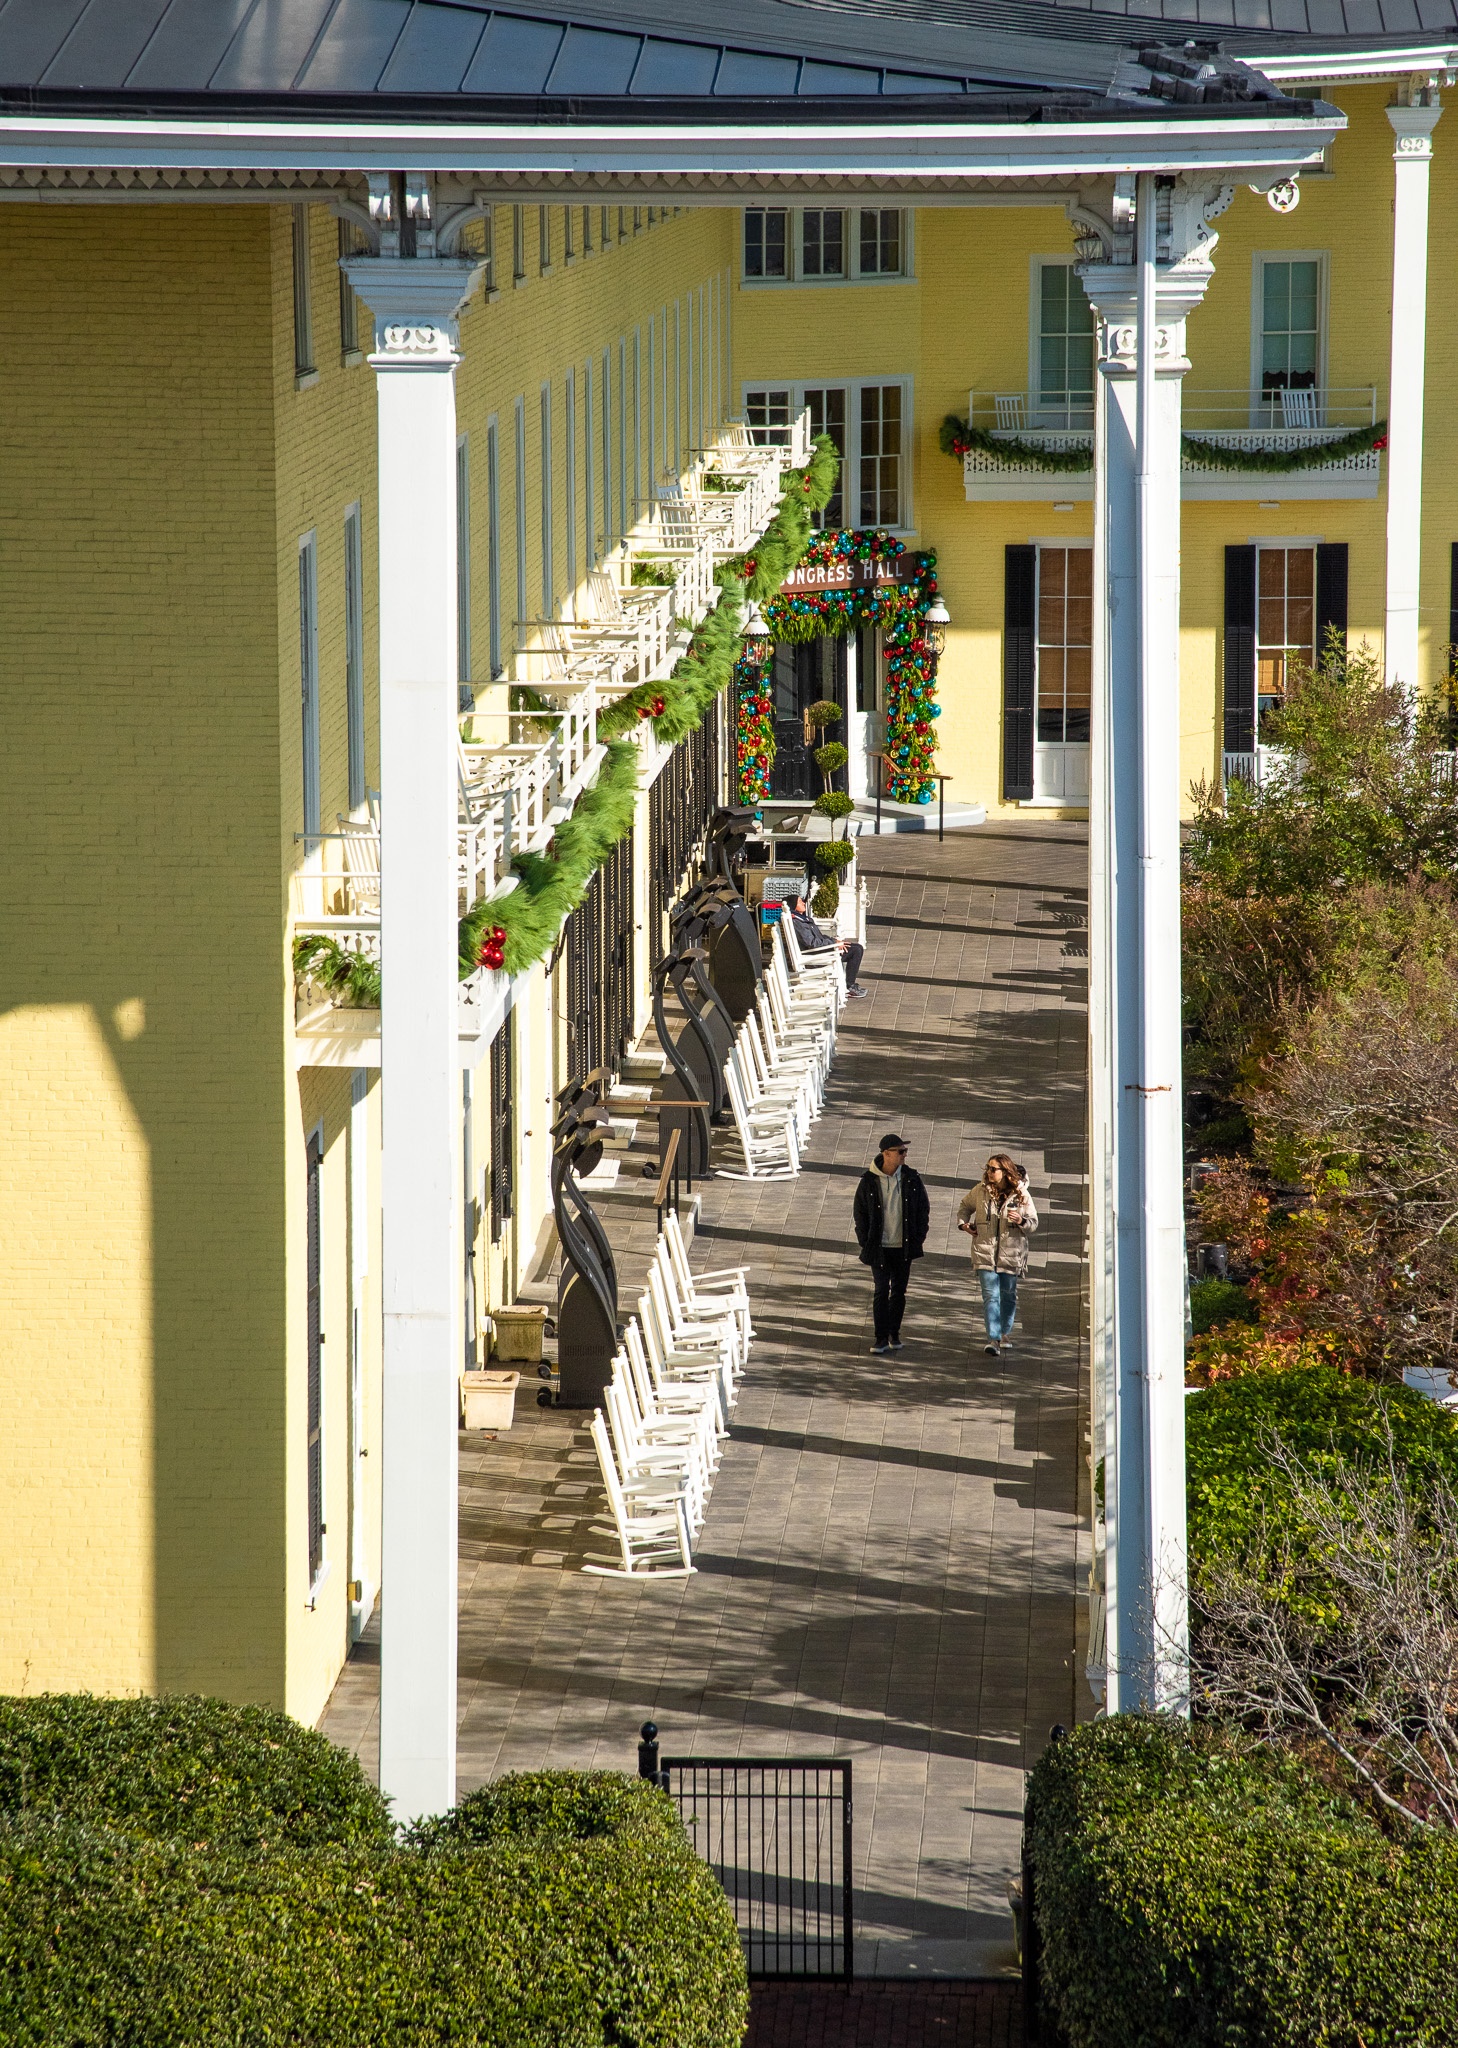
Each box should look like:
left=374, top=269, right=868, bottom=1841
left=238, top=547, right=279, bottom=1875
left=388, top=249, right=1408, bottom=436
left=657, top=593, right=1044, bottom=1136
left=1081, top=178, right=1215, bottom=1714
left=1385, top=99, right=1441, bottom=695
left=344, top=253, right=482, bottom=1823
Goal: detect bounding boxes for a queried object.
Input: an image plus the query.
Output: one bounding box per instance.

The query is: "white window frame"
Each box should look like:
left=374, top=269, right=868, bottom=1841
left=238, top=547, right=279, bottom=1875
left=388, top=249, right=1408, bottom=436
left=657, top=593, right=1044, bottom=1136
left=739, top=207, right=914, bottom=288
left=298, top=531, right=320, bottom=839
left=1027, top=257, right=1097, bottom=429
left=1249, top=250, right=1329, bottom=424
left=1028, top=539, right=1093, bottom=807
left=456, top=433, right=471, bottom=688
left=740, top=376, right=915, bottom=533
left=513, top=395, right=527, bottom=648
left=343, top=502, right=366, bottom=812
left=485, top=415, right=502, bottom=679
left=305, top=1116, right=330, bottom=1606
left=539, top=380, right=553, bottom=616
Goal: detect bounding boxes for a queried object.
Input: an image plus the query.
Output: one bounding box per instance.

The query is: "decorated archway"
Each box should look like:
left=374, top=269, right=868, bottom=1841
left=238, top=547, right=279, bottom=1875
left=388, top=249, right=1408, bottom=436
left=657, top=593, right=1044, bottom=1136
left=735, top=530, right=943, bottom=806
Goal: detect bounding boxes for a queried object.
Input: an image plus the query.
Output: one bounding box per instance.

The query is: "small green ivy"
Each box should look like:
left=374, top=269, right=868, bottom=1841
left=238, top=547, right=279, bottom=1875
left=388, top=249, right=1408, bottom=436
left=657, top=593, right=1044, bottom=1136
left=940, top=411, right=1389, bottom=476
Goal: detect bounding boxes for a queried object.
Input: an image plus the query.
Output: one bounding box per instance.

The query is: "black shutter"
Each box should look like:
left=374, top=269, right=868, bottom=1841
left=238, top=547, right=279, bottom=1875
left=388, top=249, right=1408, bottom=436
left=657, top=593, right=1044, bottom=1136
left=1223, top=545, right=1256, bottom=754
left=1315, top=543, right=1348, bottom=660
left=1003, top=545, right=1036, bottom=801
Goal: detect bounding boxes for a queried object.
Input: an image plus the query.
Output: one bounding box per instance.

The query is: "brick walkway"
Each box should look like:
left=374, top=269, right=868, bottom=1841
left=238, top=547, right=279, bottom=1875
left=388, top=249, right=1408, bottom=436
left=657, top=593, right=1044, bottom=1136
left=323, top=821, right=1090, bottom=1980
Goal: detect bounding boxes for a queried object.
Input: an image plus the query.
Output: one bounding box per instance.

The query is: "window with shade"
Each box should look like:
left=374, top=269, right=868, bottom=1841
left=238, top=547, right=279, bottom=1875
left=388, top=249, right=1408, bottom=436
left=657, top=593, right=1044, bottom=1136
left=1037, top=547, right=1093, bottom=744
left=1036, top=262, right=1095, bottom=428
left=1257, top=545, right=1315, bottom=717
left=1259, top=258, right=1321, bottom=411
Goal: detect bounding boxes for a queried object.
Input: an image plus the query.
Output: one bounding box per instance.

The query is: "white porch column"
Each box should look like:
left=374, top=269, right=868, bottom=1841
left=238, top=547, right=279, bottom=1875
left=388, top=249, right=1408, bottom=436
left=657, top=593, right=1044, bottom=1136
left=1081, top=178, right=1217, bottom=1713
left=344, top=249, right=482, bottom=1823
left=1385, top=96, right=1442, bottom=694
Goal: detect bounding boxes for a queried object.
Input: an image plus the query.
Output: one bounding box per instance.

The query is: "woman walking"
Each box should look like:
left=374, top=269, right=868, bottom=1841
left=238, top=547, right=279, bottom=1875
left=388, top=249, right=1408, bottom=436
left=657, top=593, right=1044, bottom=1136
left=957, top=1155, right=1038, bottom=1356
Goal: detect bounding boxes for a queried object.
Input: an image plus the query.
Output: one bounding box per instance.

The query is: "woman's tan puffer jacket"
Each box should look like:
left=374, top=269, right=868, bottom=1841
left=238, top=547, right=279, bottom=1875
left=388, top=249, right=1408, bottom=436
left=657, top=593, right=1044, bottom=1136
left=956, top=1181, right=1039, bottom=1274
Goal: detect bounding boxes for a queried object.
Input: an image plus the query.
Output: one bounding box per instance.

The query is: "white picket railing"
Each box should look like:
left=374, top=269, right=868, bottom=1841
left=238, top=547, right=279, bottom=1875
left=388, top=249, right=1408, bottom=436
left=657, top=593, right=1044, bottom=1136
left=292, top=413, right=807, bottom=1008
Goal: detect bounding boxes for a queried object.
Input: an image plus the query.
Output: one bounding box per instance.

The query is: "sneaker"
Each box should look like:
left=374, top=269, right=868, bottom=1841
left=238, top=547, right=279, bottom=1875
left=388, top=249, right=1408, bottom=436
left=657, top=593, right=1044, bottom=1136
left=888, top=1337, right=904, bottom=1351
left=870, top=1342, right=890, bottom=1355
left=984, top=1342, right=1000, bottom=1356
left=847, top=984, right=869, bottom=1000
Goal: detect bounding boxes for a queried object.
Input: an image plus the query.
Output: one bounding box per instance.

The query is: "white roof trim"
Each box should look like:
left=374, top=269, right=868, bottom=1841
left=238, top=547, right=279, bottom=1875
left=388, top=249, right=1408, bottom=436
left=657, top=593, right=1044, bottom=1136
left=0, top=109, right=1344, bottom=183
left=1245, top=44, right=1457, bottom=84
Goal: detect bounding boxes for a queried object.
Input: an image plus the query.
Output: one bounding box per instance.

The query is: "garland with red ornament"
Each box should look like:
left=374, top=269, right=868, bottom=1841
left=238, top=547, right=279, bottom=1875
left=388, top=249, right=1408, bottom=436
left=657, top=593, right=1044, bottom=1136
left=741, top=530, right=943, bottom=805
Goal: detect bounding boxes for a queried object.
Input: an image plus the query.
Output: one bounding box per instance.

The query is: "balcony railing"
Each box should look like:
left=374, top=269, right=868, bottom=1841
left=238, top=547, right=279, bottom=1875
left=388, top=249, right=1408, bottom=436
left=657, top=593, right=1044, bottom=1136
left=292, top=411, right=809, bottom=1022
left=961, top=388, right=1382, bottom=500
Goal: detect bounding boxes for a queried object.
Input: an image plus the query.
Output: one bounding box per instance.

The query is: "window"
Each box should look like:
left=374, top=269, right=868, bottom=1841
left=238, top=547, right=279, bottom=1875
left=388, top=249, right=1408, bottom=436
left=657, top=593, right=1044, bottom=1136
left=1257, top=544, right=1316, bottom=717
left=513, top=397, right=527, bottom=642
left=582, top=204, right=593, bottom=255
left=539, top=383, right=553, bottom=615
left=1035, top=261, right=1095, bottom=428
left=488, top=1017, right=514, bottom=1243
left=564, top=372, right=577, bottom=596
left=804, top=388, right=846, bottom=527
left=291, top=207, right=315, bottom=380
left=744, top=208, right=789, bottom=278
left=601, top=205, right=611, bottom=249
left=298, top=534, right=320, bottom=837
left=743, top=207, right=908, bottom=283
left=512, top=204, right=526, bottom=286
left=619, top=336, right=629, bottom=538
left=306, top=1127, right=325, bottom=1586
left=563, top=205, right=575, bottom=262
left=802, top=209, right=845, bottom=278
left=1258, top=256, right=1322, bottom=412
left=859, top=208, right=901, bottom=276
left=859, top=384, right=902, bottom=528
left=745, top=381, right=910, bottom=528
left=583, top=360, right=595, bottom=574
left=601, top=346, right=613, bottom=553
left=632, top=327, right=642, bottom=517
left=486, top=417, right=502, bottom=678
left=538, top=205, right=551, bottom=274
left=343, top=505, right=365, bottom=809
left=456, top=435, right=471, bottom=687
left=1036, top=547, right=1093, bottom=744
left=337, top=218, right=367, bottom=357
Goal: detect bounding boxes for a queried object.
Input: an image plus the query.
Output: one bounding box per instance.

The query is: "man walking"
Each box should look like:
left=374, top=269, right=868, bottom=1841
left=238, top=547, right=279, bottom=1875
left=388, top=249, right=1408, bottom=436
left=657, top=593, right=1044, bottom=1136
left=853, top=1134, right=930, bottom=1354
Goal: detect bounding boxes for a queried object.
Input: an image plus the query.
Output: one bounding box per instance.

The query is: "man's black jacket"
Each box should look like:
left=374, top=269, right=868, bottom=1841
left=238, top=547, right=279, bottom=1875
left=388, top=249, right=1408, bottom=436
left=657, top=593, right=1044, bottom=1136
left=853, top=1165, right=930, bottom=1265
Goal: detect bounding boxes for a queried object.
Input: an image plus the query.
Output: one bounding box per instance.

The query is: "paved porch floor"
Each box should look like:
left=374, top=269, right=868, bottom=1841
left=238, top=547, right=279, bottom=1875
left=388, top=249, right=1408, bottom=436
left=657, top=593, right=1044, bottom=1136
left=322, top=821, right=1090, bottom=1979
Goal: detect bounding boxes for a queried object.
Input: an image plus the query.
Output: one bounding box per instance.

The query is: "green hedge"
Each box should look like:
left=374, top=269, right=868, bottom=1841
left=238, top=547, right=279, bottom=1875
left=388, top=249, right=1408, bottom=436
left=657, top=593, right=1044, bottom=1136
left=1187, top=1363, right=1458, bottom=1616
left=1027, top=1716, right=1458, bottom=2048
left=0, top=1693, right=391, bottom=1852
left=0, top=1703, right=747, bottom=2047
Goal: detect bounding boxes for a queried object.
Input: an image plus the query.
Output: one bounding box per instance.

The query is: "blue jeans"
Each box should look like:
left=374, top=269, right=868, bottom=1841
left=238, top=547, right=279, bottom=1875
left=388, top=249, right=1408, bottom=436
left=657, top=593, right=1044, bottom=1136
left=979, top=1270, right=1019, bottom=1344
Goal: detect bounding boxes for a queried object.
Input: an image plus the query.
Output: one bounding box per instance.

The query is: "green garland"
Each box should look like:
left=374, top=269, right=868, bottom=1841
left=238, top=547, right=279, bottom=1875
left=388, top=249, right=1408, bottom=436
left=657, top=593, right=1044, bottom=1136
left=939, top=412, right=1388, bottom=477
left=294, top=438, right=841, bottom=1006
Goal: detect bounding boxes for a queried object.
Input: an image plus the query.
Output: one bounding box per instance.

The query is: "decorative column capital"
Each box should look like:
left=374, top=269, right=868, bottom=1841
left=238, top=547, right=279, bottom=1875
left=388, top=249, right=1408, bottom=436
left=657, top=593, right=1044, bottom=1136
left=1077, top=261, right=1215, bottom=377
left=1389, top=102, right=1442, bottom=157
left=341, top=255, right=486, bottom=367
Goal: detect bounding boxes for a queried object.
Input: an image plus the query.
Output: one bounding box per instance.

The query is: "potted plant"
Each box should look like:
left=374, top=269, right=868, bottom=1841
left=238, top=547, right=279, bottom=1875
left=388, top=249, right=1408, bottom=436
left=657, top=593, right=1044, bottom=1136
left=810, top=798, right=857, bottom=923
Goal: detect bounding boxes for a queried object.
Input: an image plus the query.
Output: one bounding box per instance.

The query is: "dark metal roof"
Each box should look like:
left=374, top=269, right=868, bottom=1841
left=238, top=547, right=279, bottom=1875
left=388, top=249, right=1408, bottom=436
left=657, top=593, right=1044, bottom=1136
left=0, top=0, right=1337, bottom=110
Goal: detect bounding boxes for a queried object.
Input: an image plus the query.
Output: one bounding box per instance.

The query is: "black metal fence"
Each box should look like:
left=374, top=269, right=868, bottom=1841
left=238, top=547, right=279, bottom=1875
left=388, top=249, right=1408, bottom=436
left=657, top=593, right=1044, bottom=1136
left=641, top=1726, right=853, bottom=1980
left=647, top=700, right=723, bottom=965
left=564, top=826, right=635, bottom=1080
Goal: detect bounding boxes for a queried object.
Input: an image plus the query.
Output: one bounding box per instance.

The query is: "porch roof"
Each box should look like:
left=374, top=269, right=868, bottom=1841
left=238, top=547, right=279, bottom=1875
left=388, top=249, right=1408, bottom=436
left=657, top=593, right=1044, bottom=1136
left=0, top=0, right=1352, bottom=189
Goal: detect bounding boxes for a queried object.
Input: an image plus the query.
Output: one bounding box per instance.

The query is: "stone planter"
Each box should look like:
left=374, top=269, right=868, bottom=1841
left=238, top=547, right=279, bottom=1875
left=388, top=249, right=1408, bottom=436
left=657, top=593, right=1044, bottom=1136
left=490, top=1303, right=547, bottom=1363
left=460, top=1369, right=520, bottom=1431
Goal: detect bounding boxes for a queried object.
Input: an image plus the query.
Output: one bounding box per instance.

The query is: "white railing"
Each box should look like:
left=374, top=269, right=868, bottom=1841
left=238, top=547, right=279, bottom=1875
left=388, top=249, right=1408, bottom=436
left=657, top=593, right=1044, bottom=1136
left=292, top=416, right=803, bottom=1015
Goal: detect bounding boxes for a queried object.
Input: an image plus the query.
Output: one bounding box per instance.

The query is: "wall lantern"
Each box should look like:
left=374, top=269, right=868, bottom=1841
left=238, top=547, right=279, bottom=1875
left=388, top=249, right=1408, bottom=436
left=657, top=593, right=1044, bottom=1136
left=923, top=597, right=951, bottom=660
left=740, top=602, right=773, bottom=668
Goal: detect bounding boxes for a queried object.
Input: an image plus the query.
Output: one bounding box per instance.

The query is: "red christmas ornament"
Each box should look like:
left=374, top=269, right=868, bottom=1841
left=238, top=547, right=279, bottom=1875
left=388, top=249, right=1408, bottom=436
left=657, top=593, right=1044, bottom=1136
left=637, top=702, right=652, bottom=719
left=652, top=696, right=666, bottom=716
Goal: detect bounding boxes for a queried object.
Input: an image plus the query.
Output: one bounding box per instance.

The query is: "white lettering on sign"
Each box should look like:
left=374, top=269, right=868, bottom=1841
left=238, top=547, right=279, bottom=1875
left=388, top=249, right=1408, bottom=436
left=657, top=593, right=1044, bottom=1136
left=778, top=556, right=919, bottom=595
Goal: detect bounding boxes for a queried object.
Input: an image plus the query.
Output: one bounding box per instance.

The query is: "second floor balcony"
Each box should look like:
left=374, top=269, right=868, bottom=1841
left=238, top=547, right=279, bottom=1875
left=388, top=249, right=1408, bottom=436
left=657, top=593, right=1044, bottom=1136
left=960, top=388, right=1382, bottom=503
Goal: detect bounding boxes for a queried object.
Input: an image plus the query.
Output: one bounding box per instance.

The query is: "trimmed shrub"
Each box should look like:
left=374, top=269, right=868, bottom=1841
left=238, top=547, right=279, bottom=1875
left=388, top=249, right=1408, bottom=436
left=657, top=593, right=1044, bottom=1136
left=1187, top=1363, right=1458, bottom=1602
left=0, top=1715, right=748, bottom=2047
left=810, top=875, right=839, bottom=919
left=1027, top=1715, right=1458, bottom=2048
left=0, top=1693, right=390, bottom=1852
left=813, top=836, right=856, bottom=875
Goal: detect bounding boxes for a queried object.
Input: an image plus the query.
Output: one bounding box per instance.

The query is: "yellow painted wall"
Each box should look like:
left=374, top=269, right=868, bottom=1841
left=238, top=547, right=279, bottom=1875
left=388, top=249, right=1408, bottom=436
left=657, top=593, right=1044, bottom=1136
left=0, top=206, right=289, bottom=1701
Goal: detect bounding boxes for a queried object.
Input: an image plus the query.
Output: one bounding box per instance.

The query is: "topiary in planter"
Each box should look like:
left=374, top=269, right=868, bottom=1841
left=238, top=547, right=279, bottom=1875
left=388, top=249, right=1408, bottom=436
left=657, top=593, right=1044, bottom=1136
left=813, top=836, right=857, bottom=876
left=810, top=875, right=840, bottom=919
left=806, top=699, right=841, bottom=731
left=813, top=790, right=855, bottom=838
left=814, top=741, right=849, bottom=790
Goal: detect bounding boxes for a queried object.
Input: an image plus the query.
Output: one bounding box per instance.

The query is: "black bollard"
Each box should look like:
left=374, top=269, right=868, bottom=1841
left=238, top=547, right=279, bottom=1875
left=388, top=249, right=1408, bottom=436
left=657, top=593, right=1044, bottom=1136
left=637, top=1719, right=670, bottom=1792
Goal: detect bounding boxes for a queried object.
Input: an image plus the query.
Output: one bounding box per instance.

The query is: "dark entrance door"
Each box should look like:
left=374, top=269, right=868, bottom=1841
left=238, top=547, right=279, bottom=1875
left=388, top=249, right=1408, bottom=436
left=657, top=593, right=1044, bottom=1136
left=770, top=637, right=847, bottom=801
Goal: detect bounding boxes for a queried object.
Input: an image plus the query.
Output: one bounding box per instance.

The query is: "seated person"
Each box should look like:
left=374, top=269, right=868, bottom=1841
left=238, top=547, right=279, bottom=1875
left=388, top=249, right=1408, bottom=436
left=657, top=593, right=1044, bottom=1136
left=789, top=897, right=867, bottom=999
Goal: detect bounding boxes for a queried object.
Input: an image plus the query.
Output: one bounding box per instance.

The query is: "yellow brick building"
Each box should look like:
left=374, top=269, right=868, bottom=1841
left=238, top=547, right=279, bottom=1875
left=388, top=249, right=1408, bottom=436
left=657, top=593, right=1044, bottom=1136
left=0, top=2, right=1438, bottom=1768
